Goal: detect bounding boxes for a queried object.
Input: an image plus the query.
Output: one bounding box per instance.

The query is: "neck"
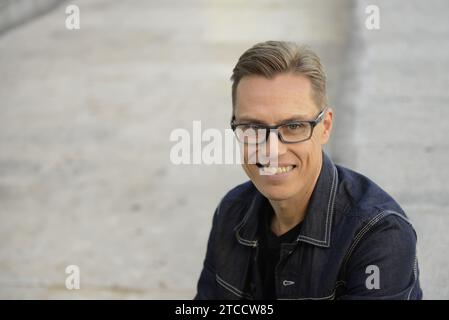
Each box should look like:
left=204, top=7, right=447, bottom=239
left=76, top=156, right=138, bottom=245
left=269, top=159, right=322, bottom=236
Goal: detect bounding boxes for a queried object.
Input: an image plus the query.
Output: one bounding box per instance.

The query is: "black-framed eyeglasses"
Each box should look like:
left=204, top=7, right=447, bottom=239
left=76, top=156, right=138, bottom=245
left=231, top=108, right=327, bottom=144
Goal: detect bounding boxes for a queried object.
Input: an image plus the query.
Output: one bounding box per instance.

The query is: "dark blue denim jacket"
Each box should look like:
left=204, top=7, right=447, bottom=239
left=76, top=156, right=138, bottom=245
left=195, top=152, right=422, bottom=300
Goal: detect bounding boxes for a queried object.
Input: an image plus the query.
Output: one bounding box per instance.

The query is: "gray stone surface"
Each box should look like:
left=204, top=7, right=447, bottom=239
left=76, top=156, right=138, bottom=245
left=0, top=0, right=448, bottom=299
left=0, top=0, right=63, bottom=34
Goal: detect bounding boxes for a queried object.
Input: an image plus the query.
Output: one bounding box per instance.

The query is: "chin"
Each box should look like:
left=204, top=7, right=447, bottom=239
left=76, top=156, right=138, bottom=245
left=242, top=165, right=301, bottom=200
left=255, top=184, right=297, bottom=201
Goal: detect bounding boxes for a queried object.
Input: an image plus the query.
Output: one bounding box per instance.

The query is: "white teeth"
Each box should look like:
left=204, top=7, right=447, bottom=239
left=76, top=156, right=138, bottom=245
left=260, top=165, right=294, bottom=175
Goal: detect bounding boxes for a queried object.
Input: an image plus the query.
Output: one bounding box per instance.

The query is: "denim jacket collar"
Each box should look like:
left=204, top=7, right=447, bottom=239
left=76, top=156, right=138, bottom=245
left=234, top=152, right=338, bottom=248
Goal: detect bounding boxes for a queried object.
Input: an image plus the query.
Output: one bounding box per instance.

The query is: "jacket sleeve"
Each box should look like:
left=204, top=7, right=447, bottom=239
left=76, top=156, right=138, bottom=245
left=339, top=213, right=422, bottom=300
left=194, top=205, right=220, bottom=300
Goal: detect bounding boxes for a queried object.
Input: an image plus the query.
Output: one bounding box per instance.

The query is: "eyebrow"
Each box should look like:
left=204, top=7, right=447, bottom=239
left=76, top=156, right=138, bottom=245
left=235, top=114, right=313, bottom=125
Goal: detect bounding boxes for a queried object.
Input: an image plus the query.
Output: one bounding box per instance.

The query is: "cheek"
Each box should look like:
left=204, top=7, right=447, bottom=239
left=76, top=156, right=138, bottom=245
left=290, top=145, right=310, bottom=163
left=290, top=143, right=320, bottom=170
left=240, top=146, right=256, bottom=175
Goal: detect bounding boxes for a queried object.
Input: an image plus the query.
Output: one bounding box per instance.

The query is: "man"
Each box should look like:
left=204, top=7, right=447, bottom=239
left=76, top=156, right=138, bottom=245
left=195, top=41, right=422, bottom=300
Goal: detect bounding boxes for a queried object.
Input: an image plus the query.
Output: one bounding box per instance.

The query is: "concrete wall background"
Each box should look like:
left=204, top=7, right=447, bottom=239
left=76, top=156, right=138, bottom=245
left=0, top=0, right=448, bottom=299
left=0, top=0, right=63, bottom=34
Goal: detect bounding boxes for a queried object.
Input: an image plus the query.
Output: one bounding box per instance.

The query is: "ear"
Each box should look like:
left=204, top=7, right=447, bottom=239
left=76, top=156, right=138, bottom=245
left=320, top=108, right=333, bottom=145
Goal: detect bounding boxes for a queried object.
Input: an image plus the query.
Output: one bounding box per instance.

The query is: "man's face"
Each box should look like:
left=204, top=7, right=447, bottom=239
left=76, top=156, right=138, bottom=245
left=234, top=73, right=333, bottom=201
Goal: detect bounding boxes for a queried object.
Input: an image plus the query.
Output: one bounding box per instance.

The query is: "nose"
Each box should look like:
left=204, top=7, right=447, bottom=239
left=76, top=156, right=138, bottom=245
left=265, top=130, right=287, bottom=158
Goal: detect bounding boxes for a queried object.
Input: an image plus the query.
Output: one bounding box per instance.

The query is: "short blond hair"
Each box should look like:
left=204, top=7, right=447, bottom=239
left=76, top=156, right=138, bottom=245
left=231, top=41, right=328, bottom=113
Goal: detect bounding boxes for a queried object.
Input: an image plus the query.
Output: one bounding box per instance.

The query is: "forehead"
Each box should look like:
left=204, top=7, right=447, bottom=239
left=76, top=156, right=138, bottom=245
left=234, top=73, right=317, bottom=121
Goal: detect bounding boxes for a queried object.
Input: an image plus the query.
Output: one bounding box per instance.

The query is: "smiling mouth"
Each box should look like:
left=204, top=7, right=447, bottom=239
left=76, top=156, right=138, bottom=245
left=256, top=163, right=297, bottom=175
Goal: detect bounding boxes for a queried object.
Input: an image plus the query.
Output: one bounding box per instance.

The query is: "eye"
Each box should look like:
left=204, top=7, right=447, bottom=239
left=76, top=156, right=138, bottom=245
left=286, top=123, right=304, bottom=130
left=240, top=124, right=262, bottom=131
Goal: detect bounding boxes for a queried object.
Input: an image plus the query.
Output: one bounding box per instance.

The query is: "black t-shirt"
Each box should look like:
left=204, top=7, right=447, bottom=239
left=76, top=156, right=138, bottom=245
left=257, top=202, right=303, bottom=299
